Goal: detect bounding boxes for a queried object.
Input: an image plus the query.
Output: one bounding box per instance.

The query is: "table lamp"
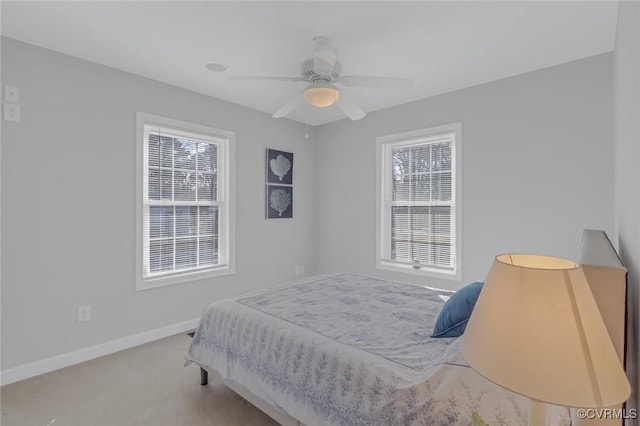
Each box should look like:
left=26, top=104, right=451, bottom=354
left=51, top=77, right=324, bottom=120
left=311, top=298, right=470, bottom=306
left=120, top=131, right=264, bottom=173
left=461, top=254, right=630, bottom=425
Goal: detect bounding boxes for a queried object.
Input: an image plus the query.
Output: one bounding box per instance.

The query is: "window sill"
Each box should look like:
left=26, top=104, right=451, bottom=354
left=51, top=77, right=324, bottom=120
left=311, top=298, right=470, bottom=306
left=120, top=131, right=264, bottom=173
left=376, top=260, right=460, bottom=281
left=136, top=265, right=234, bottom=291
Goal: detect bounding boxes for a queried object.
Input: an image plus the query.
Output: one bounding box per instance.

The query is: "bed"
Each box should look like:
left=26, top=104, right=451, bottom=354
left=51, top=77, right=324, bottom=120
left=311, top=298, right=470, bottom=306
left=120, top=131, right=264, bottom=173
left=185, top=229, right=627, bottom=426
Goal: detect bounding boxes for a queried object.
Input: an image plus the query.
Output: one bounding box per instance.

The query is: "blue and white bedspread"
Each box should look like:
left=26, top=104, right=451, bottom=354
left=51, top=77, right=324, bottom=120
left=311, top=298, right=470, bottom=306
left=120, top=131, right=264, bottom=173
left=186, top=273, right=570, bottom=426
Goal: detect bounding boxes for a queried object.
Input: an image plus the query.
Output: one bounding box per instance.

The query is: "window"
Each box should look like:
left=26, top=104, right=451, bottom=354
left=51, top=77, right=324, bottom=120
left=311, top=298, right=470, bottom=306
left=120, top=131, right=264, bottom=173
left=136, top=113, right=234, bottom=290
left=376, top=123, right=461, bottom=280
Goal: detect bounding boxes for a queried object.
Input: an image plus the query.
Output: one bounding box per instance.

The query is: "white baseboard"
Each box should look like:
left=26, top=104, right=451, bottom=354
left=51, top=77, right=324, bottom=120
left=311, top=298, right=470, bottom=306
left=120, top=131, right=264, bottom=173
left=0, top=317, right=200, bottom=386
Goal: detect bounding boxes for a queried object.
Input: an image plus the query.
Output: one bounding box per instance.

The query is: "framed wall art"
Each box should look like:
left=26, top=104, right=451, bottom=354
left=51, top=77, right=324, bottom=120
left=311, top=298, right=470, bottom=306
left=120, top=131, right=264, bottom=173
left=266, top=149, right=294, bottom=219
left=266, top=149, right=293, bottom=185
left=266, top=185, right=293, bottom=219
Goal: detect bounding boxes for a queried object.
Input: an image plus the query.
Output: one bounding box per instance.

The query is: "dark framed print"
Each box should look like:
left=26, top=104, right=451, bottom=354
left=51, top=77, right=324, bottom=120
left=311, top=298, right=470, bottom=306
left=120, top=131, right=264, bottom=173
left=266, top=185, right=293, bottom=218
left=266, top=149, right=293, bottom=185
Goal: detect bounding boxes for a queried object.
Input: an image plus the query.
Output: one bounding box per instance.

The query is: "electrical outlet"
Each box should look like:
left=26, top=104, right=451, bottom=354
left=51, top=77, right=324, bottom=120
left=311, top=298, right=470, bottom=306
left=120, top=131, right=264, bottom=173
left=78, top=305, right=91, bottom=322
left=294, top=264, right=305, bottom=276
left=4, top=103, right=20, bottom=122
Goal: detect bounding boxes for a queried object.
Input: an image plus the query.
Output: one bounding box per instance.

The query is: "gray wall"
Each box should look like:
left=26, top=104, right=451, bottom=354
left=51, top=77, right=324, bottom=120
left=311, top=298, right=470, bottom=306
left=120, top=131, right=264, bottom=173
left=313, top=53, right=614, bottom=291
left=614, top=1, right=640, bottom=420
left=0, top=38, right=317, bottom=369
left=1, top=37, right=620, bottom=381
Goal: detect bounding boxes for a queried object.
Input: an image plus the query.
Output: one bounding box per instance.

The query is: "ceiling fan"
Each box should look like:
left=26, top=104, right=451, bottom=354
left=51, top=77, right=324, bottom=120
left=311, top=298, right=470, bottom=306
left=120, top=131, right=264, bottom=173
left=231, top=36, right=413, bottom=121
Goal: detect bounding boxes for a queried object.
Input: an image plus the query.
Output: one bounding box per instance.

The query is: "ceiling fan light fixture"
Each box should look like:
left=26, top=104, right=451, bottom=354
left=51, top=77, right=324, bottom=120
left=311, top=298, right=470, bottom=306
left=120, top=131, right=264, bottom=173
left=303, top=84, right=339, bottom=108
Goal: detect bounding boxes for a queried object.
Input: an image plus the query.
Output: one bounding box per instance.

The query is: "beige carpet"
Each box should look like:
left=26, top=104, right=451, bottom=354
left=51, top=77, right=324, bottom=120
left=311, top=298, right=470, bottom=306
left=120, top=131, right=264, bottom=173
left=0, top=333, right=278, bottom=426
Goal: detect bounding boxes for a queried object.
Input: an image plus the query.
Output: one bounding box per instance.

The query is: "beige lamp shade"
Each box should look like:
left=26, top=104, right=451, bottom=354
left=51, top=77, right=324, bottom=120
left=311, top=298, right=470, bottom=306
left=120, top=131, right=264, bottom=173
left=303, top=84, right=339, bottom=107
left=461, top=254, right=630, bottom=408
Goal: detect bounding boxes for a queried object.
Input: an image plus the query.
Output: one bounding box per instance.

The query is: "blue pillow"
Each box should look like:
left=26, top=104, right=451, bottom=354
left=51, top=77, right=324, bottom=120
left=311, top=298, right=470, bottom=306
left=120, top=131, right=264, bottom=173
left=431, top=280, right=485, bottom=338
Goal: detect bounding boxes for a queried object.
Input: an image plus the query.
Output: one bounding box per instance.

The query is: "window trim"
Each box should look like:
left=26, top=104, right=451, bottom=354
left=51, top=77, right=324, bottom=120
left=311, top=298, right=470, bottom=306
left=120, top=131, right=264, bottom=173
left=375, top=122, right=462, bottom=281
left=135, top=112, right=235, bottom=290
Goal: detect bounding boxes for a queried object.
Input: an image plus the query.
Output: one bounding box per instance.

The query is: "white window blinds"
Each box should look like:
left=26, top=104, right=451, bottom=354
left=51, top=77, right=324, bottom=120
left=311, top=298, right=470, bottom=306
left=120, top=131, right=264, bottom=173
left=137, top=114, right=234, bottom=289
left=377, top=124, right=460, bottom=278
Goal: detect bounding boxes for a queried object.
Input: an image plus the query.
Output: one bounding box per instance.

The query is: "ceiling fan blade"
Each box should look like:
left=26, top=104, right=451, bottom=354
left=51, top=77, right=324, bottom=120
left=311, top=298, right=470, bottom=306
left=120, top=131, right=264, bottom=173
left=312, top=36, right=337, bottom=76
left=338, top=75, right=413, bottom=89
left=272, top=94, right=303, bottom=118
left=230, top=76, right=305, bottom=82
left=336, top=96, right=366, bottom=121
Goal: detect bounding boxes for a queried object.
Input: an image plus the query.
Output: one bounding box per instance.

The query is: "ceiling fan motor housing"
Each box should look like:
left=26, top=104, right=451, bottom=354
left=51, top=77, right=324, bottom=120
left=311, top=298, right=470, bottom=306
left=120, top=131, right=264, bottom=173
left=301, top=58, right=342, bottom=82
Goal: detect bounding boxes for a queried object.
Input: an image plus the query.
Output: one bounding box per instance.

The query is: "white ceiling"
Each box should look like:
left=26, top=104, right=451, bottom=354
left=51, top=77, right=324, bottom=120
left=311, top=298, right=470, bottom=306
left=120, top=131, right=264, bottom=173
left=1, top=1, right=619, bottom=126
